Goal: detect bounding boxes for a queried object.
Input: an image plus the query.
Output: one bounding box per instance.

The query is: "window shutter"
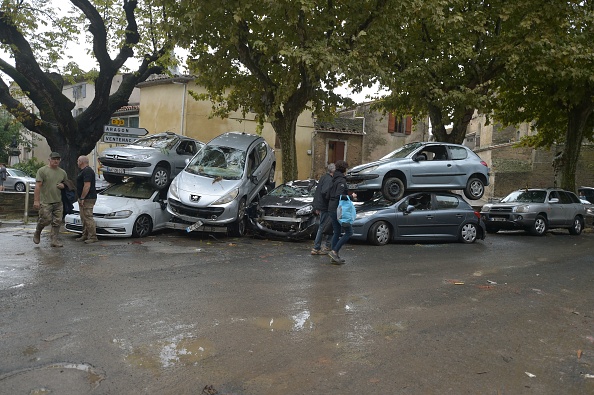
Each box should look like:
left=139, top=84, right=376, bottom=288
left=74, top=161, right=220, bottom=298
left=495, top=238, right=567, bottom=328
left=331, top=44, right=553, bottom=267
left=405, top=116, right=412, bottom=135
left=388, top=113, right=396, bottom=133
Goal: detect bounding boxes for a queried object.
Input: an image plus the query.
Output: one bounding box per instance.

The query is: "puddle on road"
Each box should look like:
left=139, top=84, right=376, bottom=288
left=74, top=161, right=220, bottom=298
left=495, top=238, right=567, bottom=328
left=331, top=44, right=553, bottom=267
left=123, top=336, right=215, bottom=372
left=0, top=362, right=105, bottom=394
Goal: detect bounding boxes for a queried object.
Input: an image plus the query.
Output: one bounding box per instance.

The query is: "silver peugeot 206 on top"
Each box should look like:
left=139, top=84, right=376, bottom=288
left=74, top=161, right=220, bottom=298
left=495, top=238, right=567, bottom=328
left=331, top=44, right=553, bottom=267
left=346, top=142, right=490, bottom=202
left=167, top=132, right=276, bottom=236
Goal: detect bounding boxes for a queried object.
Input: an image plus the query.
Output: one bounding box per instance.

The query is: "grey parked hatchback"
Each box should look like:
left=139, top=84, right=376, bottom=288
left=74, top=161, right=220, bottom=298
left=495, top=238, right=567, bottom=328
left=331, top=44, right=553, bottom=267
left=346, top=142, right=490, bottom=202
left=480, top=188, right=586, bottom=236
left=98, top=132, right=204, bottom=190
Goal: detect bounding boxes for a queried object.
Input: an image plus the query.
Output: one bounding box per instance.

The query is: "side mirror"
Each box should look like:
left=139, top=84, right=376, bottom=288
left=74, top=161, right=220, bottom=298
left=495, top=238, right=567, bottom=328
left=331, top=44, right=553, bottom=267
left=159, top=199, right=167, bottom=210
left=405, top=205, right=416, bottom=213
left=549, top=197, right=559, bottom=204
left=250, top=175, right=259, bottom=184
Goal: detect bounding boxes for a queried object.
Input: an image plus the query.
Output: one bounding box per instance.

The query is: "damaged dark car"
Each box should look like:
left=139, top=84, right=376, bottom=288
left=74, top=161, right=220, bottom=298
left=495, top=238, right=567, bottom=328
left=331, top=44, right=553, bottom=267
left=250, top=180, right=318, bottom=239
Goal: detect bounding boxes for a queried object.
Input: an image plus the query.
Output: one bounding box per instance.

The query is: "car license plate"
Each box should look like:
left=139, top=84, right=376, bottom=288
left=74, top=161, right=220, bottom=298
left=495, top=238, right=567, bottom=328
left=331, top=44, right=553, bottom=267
left=348, top=183, right=358, bottom=189
left=491, top=217, right=506, bottom=221
left=186, top=220, right=204, bottom=233
left=106, top=167, right=125, bottom=174
left=71, top=217, right=82, bottom=225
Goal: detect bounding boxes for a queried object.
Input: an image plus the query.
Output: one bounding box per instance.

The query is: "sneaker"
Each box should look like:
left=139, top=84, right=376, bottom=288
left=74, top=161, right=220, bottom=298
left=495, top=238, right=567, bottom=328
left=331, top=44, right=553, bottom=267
left=328, top=250, right=340, bottom=262
left=331, top=256, right=346, bottom=265
left=311, top=249, right=326, bottom=255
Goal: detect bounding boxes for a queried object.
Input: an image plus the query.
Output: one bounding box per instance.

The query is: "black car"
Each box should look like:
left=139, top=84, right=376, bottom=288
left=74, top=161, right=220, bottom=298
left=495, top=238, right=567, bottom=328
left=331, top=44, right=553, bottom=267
left=249, top=179, right=318, bottom=239
left=351, top=191, right=486, bottom=245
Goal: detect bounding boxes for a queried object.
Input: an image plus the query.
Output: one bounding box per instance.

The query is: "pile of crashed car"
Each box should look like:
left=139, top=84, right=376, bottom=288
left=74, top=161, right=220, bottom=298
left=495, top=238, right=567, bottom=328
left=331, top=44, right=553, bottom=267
left=64, top=133, right=592, bottom=245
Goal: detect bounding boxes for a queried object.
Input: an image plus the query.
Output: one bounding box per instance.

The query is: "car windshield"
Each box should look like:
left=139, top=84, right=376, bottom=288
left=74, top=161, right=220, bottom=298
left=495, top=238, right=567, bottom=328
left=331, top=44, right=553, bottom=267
left=133, top=134, right=178, bottom=149
left=269, top=183, right=316, bottom=197
left=184, top=145, right=246, bottom=180
left=380, top=142, right=424, bottom=160
left=9, top=169, right=29, bottom=177
left=501, top=190, right=547, bottom=203
left=356, top=193, right=395, bottom=210
left=102, top=180, right=155, bottom=199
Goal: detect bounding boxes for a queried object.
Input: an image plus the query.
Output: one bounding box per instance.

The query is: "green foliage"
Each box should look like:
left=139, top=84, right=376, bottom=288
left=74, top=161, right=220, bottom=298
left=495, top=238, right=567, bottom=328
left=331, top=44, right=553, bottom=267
left=12, top=157, right=44, bottom=177
left=0, top=110, right=31, bottom=163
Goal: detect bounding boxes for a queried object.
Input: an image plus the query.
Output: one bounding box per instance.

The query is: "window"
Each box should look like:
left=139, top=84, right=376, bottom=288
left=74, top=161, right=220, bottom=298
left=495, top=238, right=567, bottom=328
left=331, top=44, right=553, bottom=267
left=388, top=114, right=412, bottom=134
left=436, top=195, right=459, bottom=209
left=449, top=146, right=468, bottom=160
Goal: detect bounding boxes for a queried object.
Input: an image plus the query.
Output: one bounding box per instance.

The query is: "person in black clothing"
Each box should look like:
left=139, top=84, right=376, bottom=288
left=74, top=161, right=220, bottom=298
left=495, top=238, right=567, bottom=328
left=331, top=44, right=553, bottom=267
left=76, top=155, right=98, bottom=244
left=327, top=160, right=355, bottom=264
left=311, top=163, right=335, bottom=255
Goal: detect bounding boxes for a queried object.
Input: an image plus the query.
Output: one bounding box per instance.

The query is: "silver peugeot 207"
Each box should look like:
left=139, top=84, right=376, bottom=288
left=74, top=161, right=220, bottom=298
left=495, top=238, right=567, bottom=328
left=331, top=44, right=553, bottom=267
left=346, top=141, right=490, bottom=202
left=167, top=132, right=276, bottom=236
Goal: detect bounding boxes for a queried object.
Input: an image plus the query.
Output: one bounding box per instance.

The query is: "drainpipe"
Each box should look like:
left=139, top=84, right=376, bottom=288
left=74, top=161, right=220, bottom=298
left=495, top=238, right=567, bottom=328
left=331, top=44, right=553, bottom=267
left=310, top=131, right=316, bottom=179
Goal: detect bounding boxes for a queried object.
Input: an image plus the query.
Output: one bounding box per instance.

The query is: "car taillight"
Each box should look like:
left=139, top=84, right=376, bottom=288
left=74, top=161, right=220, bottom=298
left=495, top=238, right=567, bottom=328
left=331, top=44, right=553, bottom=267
left=480, top=161, right=488, bottom=167
left=474, top=211, right=481, bottom=220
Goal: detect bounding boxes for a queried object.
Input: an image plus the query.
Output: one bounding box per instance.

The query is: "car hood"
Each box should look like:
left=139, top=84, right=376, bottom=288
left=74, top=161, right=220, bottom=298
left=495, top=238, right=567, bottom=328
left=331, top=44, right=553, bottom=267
left=349, top=157, right=408, bottom=173
left=259, top=195, right=313, bottom=209
left=101, top=145, right=159, bottom=157
left=73, top=194, right=148, bottom=215
left=174, top=170, right=242, bottom=205
left=12, top=175, right=36, bottom=183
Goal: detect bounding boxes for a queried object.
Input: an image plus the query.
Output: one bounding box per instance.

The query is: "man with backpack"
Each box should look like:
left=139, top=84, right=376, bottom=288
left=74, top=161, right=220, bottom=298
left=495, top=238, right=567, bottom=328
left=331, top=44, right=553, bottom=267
left=327, top=160, right=356, bottom=265
left=311, top=163, right=335, bottom=255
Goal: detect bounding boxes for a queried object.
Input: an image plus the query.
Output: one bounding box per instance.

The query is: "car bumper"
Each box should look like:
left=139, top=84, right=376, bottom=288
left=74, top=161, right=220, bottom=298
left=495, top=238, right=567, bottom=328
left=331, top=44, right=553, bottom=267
left=99, top=158, right=153, bottom=178
left=480, top=212, right=538, bottom=229
left=346, top=174, right=381, bottom=191
left=64, top=214, right=133, bottom=237
left=167, top=198, right=239, bottom=225
left=249, top=214, right=318, bottom=238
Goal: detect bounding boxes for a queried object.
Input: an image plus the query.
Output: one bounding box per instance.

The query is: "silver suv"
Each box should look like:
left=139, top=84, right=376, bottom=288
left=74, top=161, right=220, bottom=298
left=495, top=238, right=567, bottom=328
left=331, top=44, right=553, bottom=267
left=346, top=142, right=490, bottom=202
left=99, top=132, right=204, bottom=190
left=480, top=188, right=586, bottom=236
left=167, top=132, right=276, bottom=236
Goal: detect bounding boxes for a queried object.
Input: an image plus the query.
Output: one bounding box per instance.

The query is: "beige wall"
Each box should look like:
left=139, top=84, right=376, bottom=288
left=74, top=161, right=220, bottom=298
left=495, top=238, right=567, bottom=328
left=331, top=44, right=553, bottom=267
left=137, top=80, right=315, bottom=183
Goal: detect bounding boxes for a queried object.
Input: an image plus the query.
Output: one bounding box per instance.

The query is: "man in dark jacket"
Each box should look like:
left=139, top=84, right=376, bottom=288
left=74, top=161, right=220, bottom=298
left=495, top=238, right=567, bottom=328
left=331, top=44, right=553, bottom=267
left=327, top=160, right=355, bottom=264
left=311, top=163, right=335, bottom=255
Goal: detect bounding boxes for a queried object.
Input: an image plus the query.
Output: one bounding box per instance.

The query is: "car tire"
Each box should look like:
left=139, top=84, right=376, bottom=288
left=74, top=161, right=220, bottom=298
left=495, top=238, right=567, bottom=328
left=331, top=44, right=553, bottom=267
left=132, top=214, right=153, bottom=238
left=14, top=182, right=25, bottom=192
left=459, top=222, right=478, bottom=243
left=150, top=166, right=170, bottom=190
left=368, top=221, right=391, bottom=246
left=229, top=198, right=247, bottom=237
left=103, top=174, right=124, bottom=184
left=486, top=227, right=499, bottom=234
left=529, top=215, right=548, bottom=236
left=464, top=177, right=485, bottom=200
left=568, top=216, right=584, bottom=235
left=382, top=177, right=405, bottom=202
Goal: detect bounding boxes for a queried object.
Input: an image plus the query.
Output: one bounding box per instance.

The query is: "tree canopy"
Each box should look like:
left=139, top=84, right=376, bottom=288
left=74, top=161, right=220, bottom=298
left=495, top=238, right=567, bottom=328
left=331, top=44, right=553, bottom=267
left=0, top=0, right=173, bottom=178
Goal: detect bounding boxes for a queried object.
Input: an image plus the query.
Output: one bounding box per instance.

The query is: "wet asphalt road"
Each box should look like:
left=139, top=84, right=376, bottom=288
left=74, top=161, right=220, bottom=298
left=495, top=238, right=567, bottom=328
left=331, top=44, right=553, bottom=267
left=0, top=222, right=593, bottom=395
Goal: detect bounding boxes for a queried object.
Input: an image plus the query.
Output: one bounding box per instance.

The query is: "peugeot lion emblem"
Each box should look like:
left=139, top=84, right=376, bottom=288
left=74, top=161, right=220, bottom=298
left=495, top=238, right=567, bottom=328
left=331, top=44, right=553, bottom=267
left=190, top=195, right=200, bottom=202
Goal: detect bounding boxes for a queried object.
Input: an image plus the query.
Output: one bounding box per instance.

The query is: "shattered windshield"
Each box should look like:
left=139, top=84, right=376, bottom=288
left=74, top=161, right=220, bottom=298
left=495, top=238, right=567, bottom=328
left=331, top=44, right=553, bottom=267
left=102, top=180, right=155, bottom=199
left=185, top=145, right=246, bottom=180
left=270, top=183, right=316, bottom=198
left=380, top=142, right=423, bottom=160
left=133, top=134, right=178, bottom=149
left=501, top=190, right=547, bottom=203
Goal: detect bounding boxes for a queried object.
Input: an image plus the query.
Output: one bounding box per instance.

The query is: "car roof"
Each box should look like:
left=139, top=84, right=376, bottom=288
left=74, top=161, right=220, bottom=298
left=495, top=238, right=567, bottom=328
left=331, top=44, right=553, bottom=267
left=145, top=132, right=202, bottom=143
left=206, top=132, right=263, bottom=149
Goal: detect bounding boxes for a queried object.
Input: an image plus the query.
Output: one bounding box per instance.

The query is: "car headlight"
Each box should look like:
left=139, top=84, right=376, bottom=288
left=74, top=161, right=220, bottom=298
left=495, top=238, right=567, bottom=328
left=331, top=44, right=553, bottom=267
left=481, top=205, right=491, bottom=213
left=359, top=165, right=378, bottom=174
left=587, top=207, right=594, bottom=215
left=513, top=204, right=530, bottom=213
left=169, top=179, right=179, bottom=200
left=104, top=210, right=133, bottom=219
left=296, top=205, right=313, bottom=216
left=212, top=188, right=239, bottom=205
left=129, top=154, right=151, bottom=161
left=356, top=210, right=377, bottom=219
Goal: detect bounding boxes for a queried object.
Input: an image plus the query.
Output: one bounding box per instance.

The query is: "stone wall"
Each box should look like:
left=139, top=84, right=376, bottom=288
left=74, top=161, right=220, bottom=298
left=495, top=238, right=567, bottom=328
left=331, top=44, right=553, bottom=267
left=0, top=191, right=38, bottom=219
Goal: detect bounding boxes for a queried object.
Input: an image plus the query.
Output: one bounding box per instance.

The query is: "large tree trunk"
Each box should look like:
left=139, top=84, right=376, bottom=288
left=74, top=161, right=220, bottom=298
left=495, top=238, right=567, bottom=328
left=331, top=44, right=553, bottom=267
left=428, top=103, right=474, bottom=144
left=558, top=99, right=593, bottom=192
left=272, top=115, right=298, bottom=183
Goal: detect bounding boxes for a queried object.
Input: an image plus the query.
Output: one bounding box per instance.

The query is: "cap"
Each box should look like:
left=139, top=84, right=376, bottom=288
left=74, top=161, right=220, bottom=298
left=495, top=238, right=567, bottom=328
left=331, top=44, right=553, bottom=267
left=50, top=152, right=61, bottom=159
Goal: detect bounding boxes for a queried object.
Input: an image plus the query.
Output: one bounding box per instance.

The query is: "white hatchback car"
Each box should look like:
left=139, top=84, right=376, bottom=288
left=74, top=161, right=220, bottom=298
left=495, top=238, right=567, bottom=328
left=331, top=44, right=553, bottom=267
left=65, top=179, right=172, bottom=238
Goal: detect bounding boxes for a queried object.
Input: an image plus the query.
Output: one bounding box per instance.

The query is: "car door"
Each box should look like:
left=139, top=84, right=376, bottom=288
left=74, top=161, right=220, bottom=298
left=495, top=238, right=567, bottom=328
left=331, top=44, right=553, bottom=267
left=447, top=146, right=473, bottom=189
left=152, top=188, right=172, bottom=229
left=245, top=142, right=265, bottom=203
left=409, top=145, right=454, bottom=187
left=430, top=193, right=468, bottom=239
left=393, top=193, right=438, bottom=238
left=546, top=191, right=566, bottom=227
left=173, top=140, right=197, bottom=175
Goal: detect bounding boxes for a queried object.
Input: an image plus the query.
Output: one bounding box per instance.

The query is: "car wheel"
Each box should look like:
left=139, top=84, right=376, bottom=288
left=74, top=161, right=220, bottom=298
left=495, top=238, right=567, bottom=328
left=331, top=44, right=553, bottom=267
left=150, top=166, right=170, bottom=190
left=103, top=174, right=124, bottom=184
left=14, top=182, right=25, bottom=192
left=529, top=215, right=548, bottom=236
left=459, top=222, right=478, bottom=243
left=464, top=177, right=485, bottom=200
left=381, top=177, right=405, bottom=202
left=568, top=216, right=584, bottom=235
left=229, top=198, right=247, bottom=237
left=368, top=221, right=391, bottom=246
left=486, top=227, right=499, bottom=234
left=266, top=163, right=276, bottom=185
left=132, top=214, right=153, bottom=238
